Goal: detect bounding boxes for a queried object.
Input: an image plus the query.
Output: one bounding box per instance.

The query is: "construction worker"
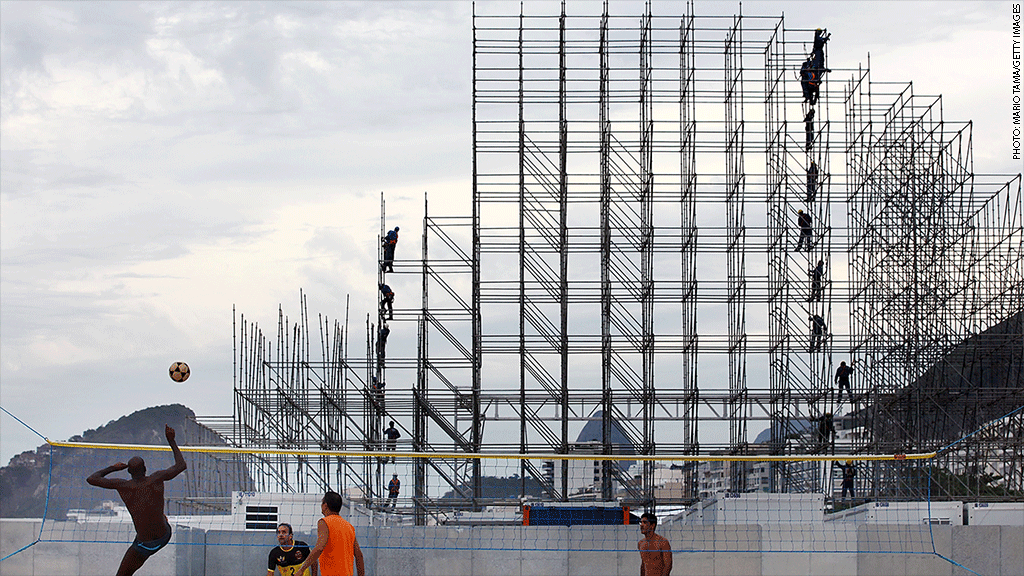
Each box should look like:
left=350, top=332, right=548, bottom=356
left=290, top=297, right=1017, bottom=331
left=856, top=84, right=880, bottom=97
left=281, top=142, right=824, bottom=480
left=835, top=360, right=857, bottom=404
left=808, top=260, right=825, bottom=302
left=806, top=160, right=819, bottom=202
left=812, top=28, right=830, bottom=68
left=809, top=315, right=826, bottom=353
left=795, top=210, right=813, bottom=252
left=383, top=421, right=400, bottom=464
left=386, top=474, right=400, bottom=510
left=804, top=109, right=815, bottom=151
left=817, top=412, right=835, bottom=444
left=376, top=323, right=390, bottom=360
left=800, top=28, right=830, bottom=105
left=379, top=284, right=394, bottom=320
left=800, top=58, right=820, bottom=105
left=370, top=376, right=385, bottom=404
left=381, top=227, right=399, bottom=273
left=837, top=460, right=856, bottom=499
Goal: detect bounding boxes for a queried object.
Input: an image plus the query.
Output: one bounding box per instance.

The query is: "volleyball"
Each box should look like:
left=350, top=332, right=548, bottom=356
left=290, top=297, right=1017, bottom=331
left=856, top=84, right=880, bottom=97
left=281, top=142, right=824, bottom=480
left=169, top=362, right=190, bottom=383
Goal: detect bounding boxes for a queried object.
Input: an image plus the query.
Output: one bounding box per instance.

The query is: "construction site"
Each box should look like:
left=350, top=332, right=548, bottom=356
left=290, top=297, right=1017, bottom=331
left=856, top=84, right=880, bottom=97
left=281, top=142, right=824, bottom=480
left=209, top=2, right=1023, bottom=522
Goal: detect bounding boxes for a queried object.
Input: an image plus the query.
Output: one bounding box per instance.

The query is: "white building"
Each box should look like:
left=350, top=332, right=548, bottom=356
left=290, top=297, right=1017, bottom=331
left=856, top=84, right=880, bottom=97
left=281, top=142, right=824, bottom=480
left=541, top=441, right=631, bottom=498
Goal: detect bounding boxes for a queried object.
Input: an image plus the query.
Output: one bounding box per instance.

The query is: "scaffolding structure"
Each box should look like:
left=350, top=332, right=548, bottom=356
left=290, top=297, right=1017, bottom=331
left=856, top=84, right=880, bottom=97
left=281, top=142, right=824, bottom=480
left=222, top=2, right=1024, bottom=520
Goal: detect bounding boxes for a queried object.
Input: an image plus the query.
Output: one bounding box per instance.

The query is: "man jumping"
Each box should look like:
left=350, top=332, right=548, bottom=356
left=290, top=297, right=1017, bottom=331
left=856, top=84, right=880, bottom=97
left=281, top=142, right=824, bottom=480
left=87, top=425, right=187, bottom=576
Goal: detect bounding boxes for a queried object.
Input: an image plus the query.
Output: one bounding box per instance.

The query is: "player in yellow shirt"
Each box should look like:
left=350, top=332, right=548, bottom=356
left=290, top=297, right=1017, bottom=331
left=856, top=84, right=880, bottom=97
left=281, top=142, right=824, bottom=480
left=268, top=523, right=316, bottom=576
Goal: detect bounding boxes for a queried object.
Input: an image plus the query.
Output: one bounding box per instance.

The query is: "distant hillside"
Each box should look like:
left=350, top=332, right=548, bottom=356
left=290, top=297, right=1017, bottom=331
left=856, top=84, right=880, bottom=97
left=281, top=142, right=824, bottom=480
left=0, top=404, right=253, bottom=518
left=442, top=475, right=547, bottom=500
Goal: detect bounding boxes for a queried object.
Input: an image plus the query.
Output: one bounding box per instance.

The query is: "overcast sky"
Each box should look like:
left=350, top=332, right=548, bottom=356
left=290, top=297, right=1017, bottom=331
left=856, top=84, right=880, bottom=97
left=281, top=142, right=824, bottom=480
left=1, top=1, right=1019, bottom=464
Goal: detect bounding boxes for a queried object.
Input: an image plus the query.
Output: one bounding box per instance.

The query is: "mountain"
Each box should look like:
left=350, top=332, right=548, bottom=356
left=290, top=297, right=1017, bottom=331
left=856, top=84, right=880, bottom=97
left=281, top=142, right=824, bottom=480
left=0, top=404, right=254, bottom=518
left=441, top=475, right=547, bottom=500
left=575, top=409, right=637, bottom=471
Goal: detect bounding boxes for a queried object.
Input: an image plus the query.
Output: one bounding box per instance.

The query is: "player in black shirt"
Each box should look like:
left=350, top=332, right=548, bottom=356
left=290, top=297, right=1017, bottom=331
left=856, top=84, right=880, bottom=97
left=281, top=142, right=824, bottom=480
left=267, top=523, right=315, bottom=576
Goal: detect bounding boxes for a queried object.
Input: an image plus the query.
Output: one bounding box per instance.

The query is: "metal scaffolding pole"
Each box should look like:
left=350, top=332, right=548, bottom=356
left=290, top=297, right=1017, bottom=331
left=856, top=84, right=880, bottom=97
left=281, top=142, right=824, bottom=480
left=764, top=16, right=791, bottom=489
left=637, top=1, right=656, bottom=508
left=599, top=0, right=614, bottom=502
left=678, top=1, right=699, bottom=499
left=724, top=13, right=749, bottom=481
left=557, top=1, right=571, bottom=501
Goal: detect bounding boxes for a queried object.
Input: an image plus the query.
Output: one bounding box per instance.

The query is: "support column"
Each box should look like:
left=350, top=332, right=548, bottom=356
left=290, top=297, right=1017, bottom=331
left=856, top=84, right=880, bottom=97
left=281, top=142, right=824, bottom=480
left=724, top=14, right=749, bottom=489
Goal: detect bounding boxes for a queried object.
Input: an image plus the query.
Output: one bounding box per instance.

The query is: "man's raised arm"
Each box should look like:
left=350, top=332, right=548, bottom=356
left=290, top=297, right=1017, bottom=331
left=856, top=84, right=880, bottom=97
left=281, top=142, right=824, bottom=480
left=87, top=462, right=129, bottom=489
left=152, top=425, right=187, bottom=481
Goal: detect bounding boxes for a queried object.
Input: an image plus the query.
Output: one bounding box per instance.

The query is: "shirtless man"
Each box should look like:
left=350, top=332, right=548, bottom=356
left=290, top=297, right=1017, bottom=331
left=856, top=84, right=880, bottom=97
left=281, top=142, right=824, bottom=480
left=638, top=512, right=672, bottom=576
left=87, top=425, right=187, bottom=576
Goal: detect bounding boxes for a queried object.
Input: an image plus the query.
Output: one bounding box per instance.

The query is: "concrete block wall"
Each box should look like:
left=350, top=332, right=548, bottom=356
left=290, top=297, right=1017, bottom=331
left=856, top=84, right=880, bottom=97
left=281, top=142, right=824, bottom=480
left=2, top=520, right=1022, bottom=575
left=950, top=525, right=1024, bottom=576
left=0, top=520, right=176, bottom=576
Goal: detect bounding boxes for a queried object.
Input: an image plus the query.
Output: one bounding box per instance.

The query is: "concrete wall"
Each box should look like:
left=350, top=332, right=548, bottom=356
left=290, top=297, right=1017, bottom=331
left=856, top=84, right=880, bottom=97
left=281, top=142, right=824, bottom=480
left=2, top=520, right=1021, bottom=576
left=0, top=520, right=180, bottom=576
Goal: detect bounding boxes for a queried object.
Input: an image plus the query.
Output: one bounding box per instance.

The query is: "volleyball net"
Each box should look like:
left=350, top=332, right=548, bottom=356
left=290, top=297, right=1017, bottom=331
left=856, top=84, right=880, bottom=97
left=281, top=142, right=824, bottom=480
left=5, top=441, right=955, bottom=555
left=3, top=406, right=1021, bottom=576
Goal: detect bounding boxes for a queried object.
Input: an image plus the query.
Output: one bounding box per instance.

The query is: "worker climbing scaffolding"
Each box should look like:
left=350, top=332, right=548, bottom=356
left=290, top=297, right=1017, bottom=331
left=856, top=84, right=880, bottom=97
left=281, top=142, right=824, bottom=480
left=371, top=195, right=399, bottom=511
left=809, top=314, right=826, bottom=353
left=377, top=323, right=390, bottom=360
left=797, top=27, right=834, bottom=430
left=800, top=28, right=830, bottom=106
left=808, top=260, right=825, bottom=302
left=816, top=411, right=835, bottom=446
left=795, top=210, right=814, bottom=252
left=379, top=283, right=395, bottom=320
left=381, top=226, right=399, bottom=273
left=806, top=161, right=819, bottom=202
left=804, top=109, right=815, bottom=152
left=371, top=376, right=385, bottom=403
left=835, top=360, right=857, bottom=404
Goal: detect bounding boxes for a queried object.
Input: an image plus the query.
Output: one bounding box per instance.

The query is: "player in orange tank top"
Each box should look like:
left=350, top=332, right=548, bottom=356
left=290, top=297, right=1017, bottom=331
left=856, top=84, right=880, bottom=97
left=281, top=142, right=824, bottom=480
left=296, top=491, right=364, bottom=576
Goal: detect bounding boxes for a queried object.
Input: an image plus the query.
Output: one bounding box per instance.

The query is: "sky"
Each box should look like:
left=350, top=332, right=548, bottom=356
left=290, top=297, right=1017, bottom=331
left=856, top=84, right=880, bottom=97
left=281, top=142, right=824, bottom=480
left=1, top=1, right=1020, bottom=465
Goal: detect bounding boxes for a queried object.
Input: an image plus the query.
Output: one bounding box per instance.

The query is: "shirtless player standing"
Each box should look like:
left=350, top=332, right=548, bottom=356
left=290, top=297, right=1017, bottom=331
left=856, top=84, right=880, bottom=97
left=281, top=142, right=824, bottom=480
left=638, top=512, right=673, bottom=576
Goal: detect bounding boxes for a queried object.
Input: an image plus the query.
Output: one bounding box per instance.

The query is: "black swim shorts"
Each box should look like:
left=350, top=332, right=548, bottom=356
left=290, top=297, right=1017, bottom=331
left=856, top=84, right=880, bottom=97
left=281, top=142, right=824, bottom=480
left=131, top=522, right=172, bottom=558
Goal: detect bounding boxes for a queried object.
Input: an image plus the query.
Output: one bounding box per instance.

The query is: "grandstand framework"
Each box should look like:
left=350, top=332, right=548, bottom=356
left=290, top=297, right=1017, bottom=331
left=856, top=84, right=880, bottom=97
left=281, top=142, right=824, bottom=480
left=222, top=2, right=1024, bottom=523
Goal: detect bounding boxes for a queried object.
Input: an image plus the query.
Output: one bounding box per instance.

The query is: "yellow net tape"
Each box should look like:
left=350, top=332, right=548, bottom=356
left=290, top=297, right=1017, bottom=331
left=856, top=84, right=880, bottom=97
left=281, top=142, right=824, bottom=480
left=46, top=439, right=936, bottom=462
